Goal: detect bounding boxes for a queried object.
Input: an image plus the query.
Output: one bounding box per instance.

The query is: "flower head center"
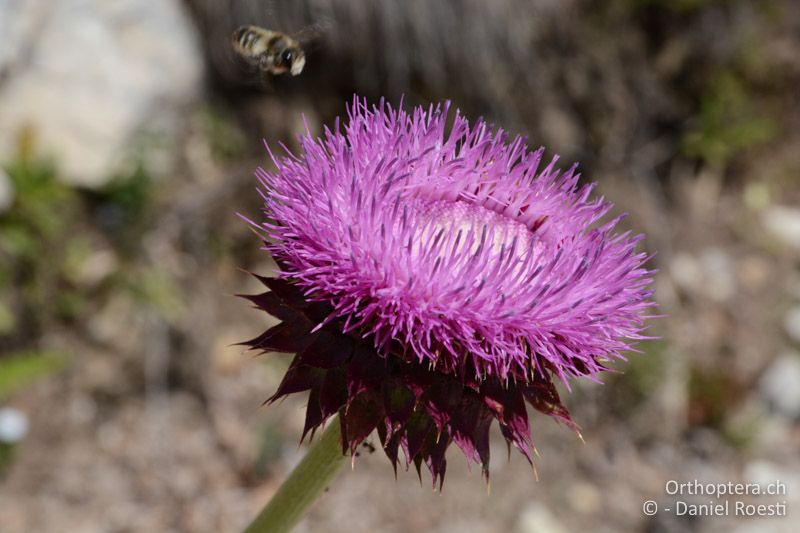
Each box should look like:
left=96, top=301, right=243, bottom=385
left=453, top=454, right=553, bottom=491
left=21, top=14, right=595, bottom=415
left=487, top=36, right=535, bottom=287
left=412, top=199, right=547, bottom=266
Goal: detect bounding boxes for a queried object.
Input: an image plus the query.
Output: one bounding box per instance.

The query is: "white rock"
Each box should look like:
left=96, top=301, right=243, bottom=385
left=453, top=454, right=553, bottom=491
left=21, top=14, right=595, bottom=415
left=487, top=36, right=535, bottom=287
left=516, top=503, right=569, bottom=533
left=699, top=247, right=736, bottom=302
left=0, top=167, right=14, bottom=213
left=759, top=351, right=800, bottom=419
left=743, top=460, right=799, bottom=502
left=0, top=0, right=203, bottom=188
left=567, top=482, right=602, bottom=514
left=763, top=206, right=800, bottom=250
left=669, top=252, right=701, bottom=291
left=0, top=1, right=44, bottom=74
left=785, top=306, right=800, bottom=343
left=0, top=407, right=29, bottom=443
left=73, top=248, right=119, bottom=287
left=669, top=249, right=736, bottom=301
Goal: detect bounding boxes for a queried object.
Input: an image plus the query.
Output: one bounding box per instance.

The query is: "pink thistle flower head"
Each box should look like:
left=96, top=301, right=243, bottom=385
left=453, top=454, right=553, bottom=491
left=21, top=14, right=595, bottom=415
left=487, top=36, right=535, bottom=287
left=242, top=97, right=656, bottom=487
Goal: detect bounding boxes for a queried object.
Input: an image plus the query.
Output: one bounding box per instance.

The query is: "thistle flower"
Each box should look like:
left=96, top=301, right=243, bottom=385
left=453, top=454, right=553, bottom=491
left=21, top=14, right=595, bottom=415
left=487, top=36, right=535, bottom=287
left=242, top=97, right=656, bottom=487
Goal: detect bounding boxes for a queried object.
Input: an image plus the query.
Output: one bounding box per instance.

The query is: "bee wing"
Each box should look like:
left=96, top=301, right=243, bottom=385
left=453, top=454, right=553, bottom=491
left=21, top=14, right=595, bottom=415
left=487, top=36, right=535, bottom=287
left=293, top=20, right=331, bottom=49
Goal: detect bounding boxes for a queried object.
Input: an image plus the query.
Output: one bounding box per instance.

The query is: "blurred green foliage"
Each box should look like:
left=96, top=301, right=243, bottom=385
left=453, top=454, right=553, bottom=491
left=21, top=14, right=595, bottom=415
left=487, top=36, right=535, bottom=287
left=1, top=146, right=77, bottom=259
left=0, top=138, right=83, bottom=336
left=0, top=304, right=13, bottom=337
left=606, top=340, right=667, bottom=416
left=124, top=269, right=185, bottom=322
left=682, top=72, right=777, bottom=167
left=0, top=125, right=163, bottom=343
left=0, top=350, right=68, bottom=401
left=688, top=364, right=737, bottom=429
left=687, top=363, right=762, bottom=449
left=722, top=410, right=760, bottom=451
left=624, top=0, right=783, bottom=169
left=253, top=423, right=286, bottom=478
left=99, top=165, right=153, bottom=227
left=84, top=163, right=154, bottom=255
left=0, top=127, right=161, bottom=397
left=0, top=350, right=66, bottom=476
left=620, top=340, right=666, bottom=402
left=0, top=443, right=12, bottom=476
left=201, top=105, right=247, bottom=162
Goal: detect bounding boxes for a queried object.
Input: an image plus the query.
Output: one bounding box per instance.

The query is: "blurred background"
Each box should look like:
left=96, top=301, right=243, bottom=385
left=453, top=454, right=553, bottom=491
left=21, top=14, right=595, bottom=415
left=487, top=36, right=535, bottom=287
left=1, top=0, right=799, bottom=532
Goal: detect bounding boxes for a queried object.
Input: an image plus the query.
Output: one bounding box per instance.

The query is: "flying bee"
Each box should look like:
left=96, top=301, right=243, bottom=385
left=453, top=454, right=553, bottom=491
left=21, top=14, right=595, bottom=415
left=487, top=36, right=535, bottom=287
left=231, top=25, right=306, bottom=76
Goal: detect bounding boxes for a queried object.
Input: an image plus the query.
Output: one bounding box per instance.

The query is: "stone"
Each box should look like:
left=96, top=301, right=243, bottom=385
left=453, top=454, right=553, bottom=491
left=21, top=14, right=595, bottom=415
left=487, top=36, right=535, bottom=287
left=669, top=248, right=736, bottom=301
left=668, top=252, right=701, bottom=291
left=567, top=482, right=602, bottom=514
left=0, top=0, right=203, bottom=188
left=516, top=503, right=569, bottom=533
left=762, top=206, right=800, bottom=250
left=743, top=460, right=799, bottom=502
left=0, top=407, right=29, bottom=443
left=784, top=306, right=800, bottom=343
left=0, top=1, right=43, bottom=75
left=699, top=247, right=736, bottom=302
left=71, top=248, right=119, bottom=287
left=759, top=351, right=800, bottom=419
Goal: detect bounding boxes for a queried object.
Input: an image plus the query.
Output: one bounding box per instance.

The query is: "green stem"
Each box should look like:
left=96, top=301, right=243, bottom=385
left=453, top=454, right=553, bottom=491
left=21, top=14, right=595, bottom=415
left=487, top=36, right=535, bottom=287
left=244, top=418, right=346, bottom=533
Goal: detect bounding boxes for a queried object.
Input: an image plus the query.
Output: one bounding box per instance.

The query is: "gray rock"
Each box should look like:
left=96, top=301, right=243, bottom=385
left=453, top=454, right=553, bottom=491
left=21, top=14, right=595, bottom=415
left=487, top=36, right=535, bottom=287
left=699, top=247, right=736, bottom=302
left=669, top=248, right=736, bottom=302
left=669, top=252, right=701, bottom=291
left=0, top=1, right=42, bottom=74
left=0, top=407, right=29, bottom=443
left=738, top=461, right=799, bottom=533
left=0, top=0, right=203, bottom=187
left=743, top=460, right=799, bottom=503
left=516, top=503, right=569, bottom=533
left=759, top=351, right=800, bottom=419
left=785, top=306, right=800, bottom=344
left=762, top=206, right=800, bottom=250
